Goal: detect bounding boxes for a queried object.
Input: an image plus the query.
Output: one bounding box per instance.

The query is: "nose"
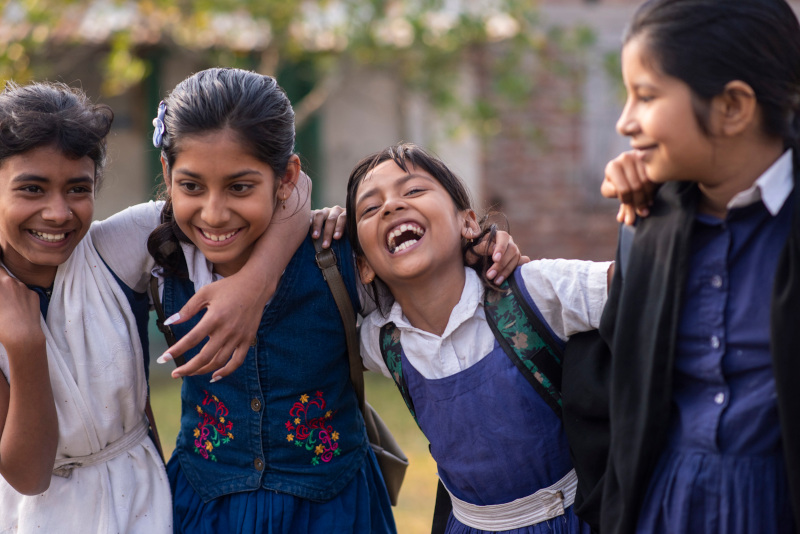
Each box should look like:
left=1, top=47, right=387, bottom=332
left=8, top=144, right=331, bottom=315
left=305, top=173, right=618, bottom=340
left=41, top=194, right=73, bottom=224
left=201, top=192, right=230, bottom=227
left=616, top=99, right=638, bottom=137
left=381, top=195, right=406, bottom=218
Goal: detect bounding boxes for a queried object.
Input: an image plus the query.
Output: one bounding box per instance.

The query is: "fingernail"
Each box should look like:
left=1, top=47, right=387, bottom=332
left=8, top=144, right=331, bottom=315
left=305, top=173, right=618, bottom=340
left=163, top=313, right=180, bottom=326
left=209, top=376, right=222, bottom=384
left=495, top=275, right=505, bottom=285
left=157, top=352, right=173, bottom=364
left=334, top=232, right=341, bottom=239
left=171, top=371, right=182, bottom=379
left=639, top=207, right=649, bottom=217
left=312, top=230, right=319, bottom=238
left=493, top=253, right=502, bottom=261
left=322, top=240, right=329, bottom=247
left=487, top=269, right=497, bottom=279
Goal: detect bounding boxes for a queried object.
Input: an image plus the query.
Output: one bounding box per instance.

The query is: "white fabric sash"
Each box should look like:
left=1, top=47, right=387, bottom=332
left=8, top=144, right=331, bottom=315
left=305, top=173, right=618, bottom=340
left=447, top=468, right=578, bottom=530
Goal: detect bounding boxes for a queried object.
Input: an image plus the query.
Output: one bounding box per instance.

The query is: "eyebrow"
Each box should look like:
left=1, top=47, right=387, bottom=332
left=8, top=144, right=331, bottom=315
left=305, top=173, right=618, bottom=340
left=11, top=174, right=94, bottom=185
left=356, top=172, right=434, bottom=206
left=174, top=168, right=262, bottom=181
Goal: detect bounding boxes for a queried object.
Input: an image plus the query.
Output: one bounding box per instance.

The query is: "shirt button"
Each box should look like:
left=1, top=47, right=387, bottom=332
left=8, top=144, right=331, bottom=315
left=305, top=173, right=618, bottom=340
left=714, top=392, right=725, bottom=405
left=250, top=337, right=258, bottom=347
left=710, top=336, right=720, bottom=349
left=254, top=458, right=264, bottom=471
left=251, top=398, right=262, bottom=412
left=711, top=275, right=723, bottom=288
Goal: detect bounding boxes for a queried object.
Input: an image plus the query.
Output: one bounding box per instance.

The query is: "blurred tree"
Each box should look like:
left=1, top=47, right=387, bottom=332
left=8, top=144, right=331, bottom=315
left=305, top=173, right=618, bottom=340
left=0, top=0, right=592, bottom=129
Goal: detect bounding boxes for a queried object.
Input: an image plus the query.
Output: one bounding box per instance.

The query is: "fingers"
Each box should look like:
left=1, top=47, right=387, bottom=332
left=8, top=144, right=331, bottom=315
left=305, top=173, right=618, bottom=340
left=489, top=234, right=521, bottom=285
left=603, top=151, right=656, bottom=224
left=310, top=206, right=346, bottom=247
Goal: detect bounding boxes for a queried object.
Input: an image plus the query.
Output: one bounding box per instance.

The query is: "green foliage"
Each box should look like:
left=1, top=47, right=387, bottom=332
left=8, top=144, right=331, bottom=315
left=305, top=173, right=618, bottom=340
left=0, top=0, right=594, bottom=135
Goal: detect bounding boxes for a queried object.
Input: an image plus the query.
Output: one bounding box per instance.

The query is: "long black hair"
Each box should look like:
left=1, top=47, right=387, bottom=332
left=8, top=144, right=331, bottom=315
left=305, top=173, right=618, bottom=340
left=626, top=0, right=800, bottom=165
left=0, top=81, right=113, bottom=187
left=147, top=68, right=296, bottom=276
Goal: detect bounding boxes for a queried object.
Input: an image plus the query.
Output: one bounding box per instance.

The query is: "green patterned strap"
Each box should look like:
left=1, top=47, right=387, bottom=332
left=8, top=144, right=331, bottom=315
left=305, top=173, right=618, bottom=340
left=379, top=323, right=421, bottom=430
left=484, top=274, right=564, bottom=418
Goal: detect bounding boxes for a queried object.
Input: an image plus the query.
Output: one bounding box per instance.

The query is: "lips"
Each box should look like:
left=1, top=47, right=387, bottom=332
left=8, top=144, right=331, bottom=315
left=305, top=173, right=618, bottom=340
left=29, top=229, right=69, bottom=243
left=386, top=222, right=425, bottom=253
left=199, top=228, right=240, bottom=243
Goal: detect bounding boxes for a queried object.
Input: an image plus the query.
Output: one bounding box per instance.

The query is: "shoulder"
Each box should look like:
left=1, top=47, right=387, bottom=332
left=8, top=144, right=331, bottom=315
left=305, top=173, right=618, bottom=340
left=359, top=310, right=393, bottom=378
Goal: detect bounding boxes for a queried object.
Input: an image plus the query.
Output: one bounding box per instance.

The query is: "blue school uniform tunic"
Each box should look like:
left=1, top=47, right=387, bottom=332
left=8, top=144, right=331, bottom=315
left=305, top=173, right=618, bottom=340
left=637, top=196, right=796, bottom=533
left=400, top=269, right=590, bottom=534
left=160, top=235, right=395, bottom=534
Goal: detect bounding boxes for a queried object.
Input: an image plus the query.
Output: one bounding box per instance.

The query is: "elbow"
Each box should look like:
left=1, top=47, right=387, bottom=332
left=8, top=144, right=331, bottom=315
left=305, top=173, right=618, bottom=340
left=9, top=472, right=52, bottom=496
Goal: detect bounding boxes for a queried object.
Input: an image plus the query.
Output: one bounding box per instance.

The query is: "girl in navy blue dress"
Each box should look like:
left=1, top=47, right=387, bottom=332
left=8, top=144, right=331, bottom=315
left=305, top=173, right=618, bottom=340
left=593, top=0, right=800, bottom=532
left=146, top=68, right=396, bottom=534
left=345, top=143, right=611, bottom=534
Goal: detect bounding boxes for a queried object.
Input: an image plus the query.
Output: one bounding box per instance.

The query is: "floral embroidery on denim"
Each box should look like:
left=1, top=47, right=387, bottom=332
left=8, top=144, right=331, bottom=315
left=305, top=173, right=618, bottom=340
left=192, top=390, right=234, bottom=462
left=284, top=391, right=341, bottom=466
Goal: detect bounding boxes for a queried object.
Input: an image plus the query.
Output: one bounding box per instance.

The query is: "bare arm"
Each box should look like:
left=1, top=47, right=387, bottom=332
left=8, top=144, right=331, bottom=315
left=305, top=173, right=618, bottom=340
left=0, top=269, right=58, bottom=495
left=163, top=172, right=312, bottom=380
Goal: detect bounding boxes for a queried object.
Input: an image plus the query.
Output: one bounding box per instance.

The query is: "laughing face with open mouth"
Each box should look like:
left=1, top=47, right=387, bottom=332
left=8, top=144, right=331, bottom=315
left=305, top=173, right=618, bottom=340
left=0, top=144, right=95, bottom=287
left=353, top=159, right=479, bottom=293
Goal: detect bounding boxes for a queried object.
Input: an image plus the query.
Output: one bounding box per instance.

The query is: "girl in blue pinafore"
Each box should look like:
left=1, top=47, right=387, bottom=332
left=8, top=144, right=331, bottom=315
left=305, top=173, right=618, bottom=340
left=344, top=143, right=612, bottom=534
left=593, top=1, right=800, bottom=532
left=147, top=68, right=395, bottom=534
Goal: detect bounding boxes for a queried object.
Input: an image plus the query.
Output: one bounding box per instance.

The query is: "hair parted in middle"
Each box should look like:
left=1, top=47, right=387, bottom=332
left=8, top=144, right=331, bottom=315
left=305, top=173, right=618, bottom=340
left=147, top=67, right=296, bottom=276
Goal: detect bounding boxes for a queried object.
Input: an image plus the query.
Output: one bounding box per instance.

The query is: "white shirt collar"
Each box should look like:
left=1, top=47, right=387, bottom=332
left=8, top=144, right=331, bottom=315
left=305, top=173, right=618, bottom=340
left=386, top=267, right=483, bottom=338
left=727, top=149, right=794, bottom=215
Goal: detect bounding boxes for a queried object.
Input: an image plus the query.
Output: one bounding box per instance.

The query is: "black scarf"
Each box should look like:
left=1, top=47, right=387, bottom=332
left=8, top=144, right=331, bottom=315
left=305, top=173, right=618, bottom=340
left=564, top=178, right=800, bottom=533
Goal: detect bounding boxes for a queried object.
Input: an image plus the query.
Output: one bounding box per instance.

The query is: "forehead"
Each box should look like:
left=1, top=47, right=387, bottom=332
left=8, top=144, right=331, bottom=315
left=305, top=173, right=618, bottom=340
left=621, top=35, right=663, bottom=81
left=0, top=145, right=95, bottom=181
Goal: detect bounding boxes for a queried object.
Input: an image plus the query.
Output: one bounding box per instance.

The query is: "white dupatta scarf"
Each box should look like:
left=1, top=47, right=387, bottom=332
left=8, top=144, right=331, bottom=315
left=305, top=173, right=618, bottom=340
left=0, top=233, right=171, bottom=534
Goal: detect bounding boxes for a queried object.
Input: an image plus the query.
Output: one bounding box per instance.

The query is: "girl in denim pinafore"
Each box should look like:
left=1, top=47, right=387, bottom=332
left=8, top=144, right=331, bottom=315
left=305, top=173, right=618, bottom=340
left=148, top=68, right=395, bottom=534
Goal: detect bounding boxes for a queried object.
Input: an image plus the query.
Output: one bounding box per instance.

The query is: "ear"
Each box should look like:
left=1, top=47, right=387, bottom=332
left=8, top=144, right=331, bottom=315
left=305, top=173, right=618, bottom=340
left=460, top=209, right=481, bottom=240
left=711, top=80, right=757, bottom=137
left=160, top=155, right=172, bottom=194
left=277, top=154, right=301, bottom=203
left=357, top=256, right=377, bottom=285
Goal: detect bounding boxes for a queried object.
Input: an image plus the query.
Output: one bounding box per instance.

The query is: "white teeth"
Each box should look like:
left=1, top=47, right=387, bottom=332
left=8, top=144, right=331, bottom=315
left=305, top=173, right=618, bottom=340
left=386, top=223, right=425, bottom=252
left=202, top=229, right=237, bottom=242
left=394, top=239, right=418, bottom=252
left=31, top=230, right=66, bottom=242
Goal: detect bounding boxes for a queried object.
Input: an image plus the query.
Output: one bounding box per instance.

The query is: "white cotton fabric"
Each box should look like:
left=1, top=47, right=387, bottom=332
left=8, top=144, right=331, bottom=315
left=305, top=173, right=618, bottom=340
left=0, top=233, right=172, bottom=534
left=361, top=260, right=611, bottom=380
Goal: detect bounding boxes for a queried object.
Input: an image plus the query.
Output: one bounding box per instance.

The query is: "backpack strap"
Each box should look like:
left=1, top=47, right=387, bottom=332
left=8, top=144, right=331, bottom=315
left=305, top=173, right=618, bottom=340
left=379, top=322, right=421, bottom=430
left=484, top=273, right=564, bottom=418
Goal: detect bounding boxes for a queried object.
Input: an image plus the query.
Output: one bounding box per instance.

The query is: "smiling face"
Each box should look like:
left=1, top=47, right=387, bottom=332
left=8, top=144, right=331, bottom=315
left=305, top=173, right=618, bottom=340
left=616, top=36, right=717, bottom=184
left=353, top=160, right=478, bottom=289
left=0, top=144, right=95, bottom=287
left=164, top=129, right=296, bottom=278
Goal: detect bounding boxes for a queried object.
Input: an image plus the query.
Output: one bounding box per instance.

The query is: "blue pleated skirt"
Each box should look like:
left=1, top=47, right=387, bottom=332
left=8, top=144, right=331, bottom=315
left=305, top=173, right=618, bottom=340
left=167, top=447, right=396, bottom=534
left=637, top=448, right=795, bottom=533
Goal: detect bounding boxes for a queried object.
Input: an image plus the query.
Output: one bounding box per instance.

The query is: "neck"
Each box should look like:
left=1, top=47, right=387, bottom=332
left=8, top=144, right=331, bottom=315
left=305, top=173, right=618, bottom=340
left=0, top=253, right=56, bottom=287
left=697, top=136, right=785, bottom=218
left=387, top=263, right=467, bottom=337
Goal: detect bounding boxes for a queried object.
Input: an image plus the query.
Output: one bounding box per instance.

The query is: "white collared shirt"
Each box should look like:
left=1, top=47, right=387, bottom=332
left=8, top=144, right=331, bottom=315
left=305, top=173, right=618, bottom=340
left=360, top=260, right=611, bottom=380
left=727, top=149, right=794, bottom=215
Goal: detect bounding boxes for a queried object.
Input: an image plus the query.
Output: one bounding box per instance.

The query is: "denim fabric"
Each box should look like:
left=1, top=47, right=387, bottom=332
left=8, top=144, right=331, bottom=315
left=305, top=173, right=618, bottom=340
left=163, top=235, right=369, bottom=502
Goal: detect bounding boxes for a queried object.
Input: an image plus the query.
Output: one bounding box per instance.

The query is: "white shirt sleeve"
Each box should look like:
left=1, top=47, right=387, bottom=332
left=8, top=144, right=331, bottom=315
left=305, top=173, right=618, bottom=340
left=359, top=311, right=393, bottom=379
left=519, top=259, right=611, bottom=340
left=90, top=201, right=164, bottom=293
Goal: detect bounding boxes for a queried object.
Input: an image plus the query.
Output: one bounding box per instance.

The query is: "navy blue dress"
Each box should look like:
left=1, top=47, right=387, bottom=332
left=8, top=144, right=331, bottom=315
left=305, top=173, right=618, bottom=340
left=637, top=201, right=796, bottom=532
